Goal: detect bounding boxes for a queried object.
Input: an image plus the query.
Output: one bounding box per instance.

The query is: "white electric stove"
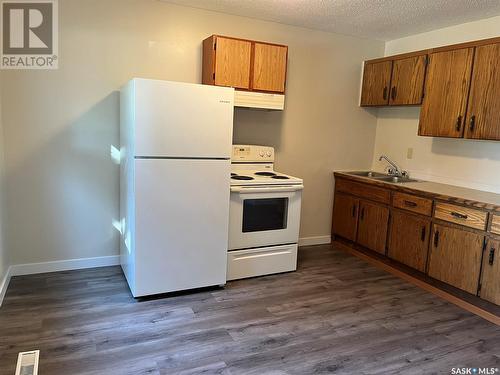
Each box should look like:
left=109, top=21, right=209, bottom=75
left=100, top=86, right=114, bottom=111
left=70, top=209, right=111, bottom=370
left=227, top=145, right=303, bottom=281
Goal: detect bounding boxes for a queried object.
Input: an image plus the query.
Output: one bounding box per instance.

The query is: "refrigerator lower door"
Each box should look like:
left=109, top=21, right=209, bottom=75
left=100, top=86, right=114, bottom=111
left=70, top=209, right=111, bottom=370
left=133, top=158, right=230, bottom=296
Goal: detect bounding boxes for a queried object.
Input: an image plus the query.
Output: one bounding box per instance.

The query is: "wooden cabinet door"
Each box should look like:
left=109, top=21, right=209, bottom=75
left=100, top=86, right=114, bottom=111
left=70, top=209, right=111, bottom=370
left=332, top=193, right=359, bottom=241
left=419, top=48, right=474, bottom=138
left=252, top=43, right=288, bottom=93
left=360, top=61, right=393, bottom=106
left=465, top=43, right=500, bottom=141
left=388, top=210, right=430, bottom=272
left=214, top=37, right=252, bottom=89
left=389, top=55, right=427, bottom=105
left=357, top=200, right=389, bottom=254
left=428, top=224, right=483, bottom=294
left=479, top=238, right=500, bottom=305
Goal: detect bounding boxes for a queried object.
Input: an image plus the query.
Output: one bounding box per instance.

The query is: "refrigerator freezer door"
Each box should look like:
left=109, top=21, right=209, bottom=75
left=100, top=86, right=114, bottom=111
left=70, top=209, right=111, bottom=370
left=134, top=79, right=234, bottom=158
left=134, top=158, right=230, bottom=296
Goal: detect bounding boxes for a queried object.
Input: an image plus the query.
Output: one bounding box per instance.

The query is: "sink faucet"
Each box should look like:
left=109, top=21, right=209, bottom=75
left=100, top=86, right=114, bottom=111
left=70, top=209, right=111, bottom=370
left=378, top=155, right=408, bottom=177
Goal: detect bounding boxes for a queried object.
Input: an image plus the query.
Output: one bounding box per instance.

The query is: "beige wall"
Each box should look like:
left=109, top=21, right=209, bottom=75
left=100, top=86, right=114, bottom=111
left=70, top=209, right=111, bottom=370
left=0, top=0, right=383, bottom=265
left=372, top=16, right=500, bottom=193
left=0, top=73, right=7, bottom=282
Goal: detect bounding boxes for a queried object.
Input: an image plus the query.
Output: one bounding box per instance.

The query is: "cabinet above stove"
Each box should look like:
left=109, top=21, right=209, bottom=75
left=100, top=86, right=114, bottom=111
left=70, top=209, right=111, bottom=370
left=202, top=35, right=287, bottom=110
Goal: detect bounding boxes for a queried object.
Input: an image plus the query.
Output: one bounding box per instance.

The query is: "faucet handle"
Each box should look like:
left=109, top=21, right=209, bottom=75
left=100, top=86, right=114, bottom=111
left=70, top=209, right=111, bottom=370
left=401, top=170, right=409, bottom=178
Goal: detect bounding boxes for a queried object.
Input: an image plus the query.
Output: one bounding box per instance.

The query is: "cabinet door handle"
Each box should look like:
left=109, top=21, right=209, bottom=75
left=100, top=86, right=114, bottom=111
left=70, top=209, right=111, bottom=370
left=383, top=86, right=388, bottom=100
left=360, top=207, right=365, bottom=221
left=404, top=200, right=417, bottom=207
left=469, top=115, right=476, bottom=132
left=489, top=247, right=496, bottom=266
left=421, top=226, right=426, bottom=242
left=450, top=211, right=468, bottom=220
left=456, top=115, right=463, bottom=132
left=434, top=231, right=440, bottom=247
left=352, top=205, right=356, bottom=218
left=391, top=86, right=397, bottom=100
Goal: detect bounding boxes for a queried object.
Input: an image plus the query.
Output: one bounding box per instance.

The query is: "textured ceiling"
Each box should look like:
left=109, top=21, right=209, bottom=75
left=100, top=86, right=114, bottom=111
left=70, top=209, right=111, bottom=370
left=163, top=0, right=500, bottom=41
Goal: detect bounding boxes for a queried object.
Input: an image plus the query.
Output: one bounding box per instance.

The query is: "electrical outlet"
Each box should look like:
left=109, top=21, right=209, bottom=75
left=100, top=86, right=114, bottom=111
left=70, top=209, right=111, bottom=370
left=406, top=148, right=414, bottom=160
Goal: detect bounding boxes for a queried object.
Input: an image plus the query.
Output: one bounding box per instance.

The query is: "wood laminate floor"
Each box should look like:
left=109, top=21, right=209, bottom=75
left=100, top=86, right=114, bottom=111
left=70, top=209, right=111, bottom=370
left=0, top=244, right=499, bottom=375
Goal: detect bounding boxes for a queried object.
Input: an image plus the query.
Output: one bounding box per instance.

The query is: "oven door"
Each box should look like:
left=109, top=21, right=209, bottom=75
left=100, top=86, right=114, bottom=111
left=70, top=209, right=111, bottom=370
left=228, top=185, right=303, bottom=250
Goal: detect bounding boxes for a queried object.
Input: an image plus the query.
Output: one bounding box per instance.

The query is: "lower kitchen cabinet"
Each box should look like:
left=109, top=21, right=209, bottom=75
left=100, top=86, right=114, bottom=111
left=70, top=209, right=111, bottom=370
left=427, top=224, right=484, bottom=294
left=332, top=193, right=359, bottom=241
left=332, top=175, right=500, bottom=306
left=388, top=210, right=430, bottom=272
left=356, top=200, right=389, bottom=255
left=479, top=238, right=500, bottom=305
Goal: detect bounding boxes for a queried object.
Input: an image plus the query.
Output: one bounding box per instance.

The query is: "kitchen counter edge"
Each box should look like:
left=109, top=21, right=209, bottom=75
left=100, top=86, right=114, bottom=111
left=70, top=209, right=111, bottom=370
left=333, top=172, right=500, bottom=213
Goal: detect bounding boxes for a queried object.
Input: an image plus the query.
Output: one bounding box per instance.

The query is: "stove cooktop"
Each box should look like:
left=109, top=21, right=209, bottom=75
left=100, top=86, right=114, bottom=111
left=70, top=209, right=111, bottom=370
left=230, top=170, right=302, bottom=186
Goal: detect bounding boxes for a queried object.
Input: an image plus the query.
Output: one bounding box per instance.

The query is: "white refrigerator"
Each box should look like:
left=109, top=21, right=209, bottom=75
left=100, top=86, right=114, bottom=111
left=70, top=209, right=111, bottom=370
left=120, top=79, right=234, bottom=297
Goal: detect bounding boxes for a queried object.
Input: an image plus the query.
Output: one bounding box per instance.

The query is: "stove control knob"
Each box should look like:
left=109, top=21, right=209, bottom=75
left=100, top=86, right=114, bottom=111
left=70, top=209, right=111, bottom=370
left=259, top=150, right=265, bottom=157
left=266, top=151, right=272, bottom=157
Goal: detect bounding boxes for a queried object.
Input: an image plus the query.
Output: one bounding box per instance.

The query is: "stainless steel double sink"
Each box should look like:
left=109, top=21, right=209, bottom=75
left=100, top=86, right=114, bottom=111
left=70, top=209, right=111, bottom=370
left=345, top=171, right=419, bottom=184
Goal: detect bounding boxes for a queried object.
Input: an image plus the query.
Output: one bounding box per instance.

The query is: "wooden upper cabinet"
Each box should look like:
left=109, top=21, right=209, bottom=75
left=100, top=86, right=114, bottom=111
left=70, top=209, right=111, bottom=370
left=389, top=55, right=427, bottom=105
left=359, top=36, right=500, bottom=141
left=252, top=43, right=288, bottom=93
left=427, top=224, right=483, bottom=294
left=360, top=61, right=392, bottom=106
left=479, top=238, right=500, bottom=305
left=465, top=43, right=500, bottom=141
left=203, top=36, right=252, bottom=90
left=418, top=48, right=474, bottom=138
left=202, top=35, right=288, bottom=94
left=356, top=200, right=389, bottom=255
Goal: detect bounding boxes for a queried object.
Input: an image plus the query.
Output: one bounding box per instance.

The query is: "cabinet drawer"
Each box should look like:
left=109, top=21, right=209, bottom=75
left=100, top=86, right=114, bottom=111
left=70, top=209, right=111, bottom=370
left=434, top=202, right=487, bottom=230
left=227, top=244, right=297, bottom=281
left=393, top=192, right=433, bottom=216
left=335, top=179, right=390, bottom=204
left=491, top=215, right=500, bottom=235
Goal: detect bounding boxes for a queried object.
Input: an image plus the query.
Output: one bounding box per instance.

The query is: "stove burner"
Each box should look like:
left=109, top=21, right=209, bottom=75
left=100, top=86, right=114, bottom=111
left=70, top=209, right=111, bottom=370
left=255, top=171, right=277, bottom=176
left=231, top=175, right=254, bottom=180
left=272, top=175, right=290, bottom=180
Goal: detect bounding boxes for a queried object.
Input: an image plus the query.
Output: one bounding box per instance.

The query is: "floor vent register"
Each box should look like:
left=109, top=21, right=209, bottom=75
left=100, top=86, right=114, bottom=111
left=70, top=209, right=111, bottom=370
left=15, top=351, right=39, bottom=375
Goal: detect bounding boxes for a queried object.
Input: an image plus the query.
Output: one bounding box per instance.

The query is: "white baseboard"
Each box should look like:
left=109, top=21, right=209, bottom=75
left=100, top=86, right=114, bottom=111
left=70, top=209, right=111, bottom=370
left=298, top=235, right=331, bottom=247
left=0, top=266, right=12, bottom=307
left=9, top=255, right=120, bottom=277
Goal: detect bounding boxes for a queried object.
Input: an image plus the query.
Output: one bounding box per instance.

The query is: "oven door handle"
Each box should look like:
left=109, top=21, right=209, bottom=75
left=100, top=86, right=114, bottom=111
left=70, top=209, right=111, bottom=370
left=230, top=185, right=304, bottom=194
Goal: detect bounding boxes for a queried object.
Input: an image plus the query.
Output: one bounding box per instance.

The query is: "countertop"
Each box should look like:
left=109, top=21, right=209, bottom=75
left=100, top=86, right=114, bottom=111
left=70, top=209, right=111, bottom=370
left=334, top=171, right=500, bottom=212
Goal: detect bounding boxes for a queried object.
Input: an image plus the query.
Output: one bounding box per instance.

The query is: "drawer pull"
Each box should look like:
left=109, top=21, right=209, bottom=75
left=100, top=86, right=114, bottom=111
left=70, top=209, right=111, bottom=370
left=233, top=250, right=292, bottom=260
left=489, top=248, right=496, bottom=266
left=404, top=200, right=417, bottom=207
left=434, top=231, right=440, bottom=247
left=360, top=207, right=365, bottom=221
left=421, top=226, right=426, bottom=242
left=450, top=211, right=468, bottom=220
